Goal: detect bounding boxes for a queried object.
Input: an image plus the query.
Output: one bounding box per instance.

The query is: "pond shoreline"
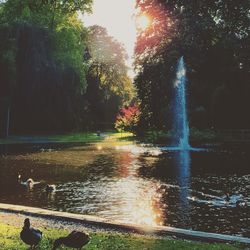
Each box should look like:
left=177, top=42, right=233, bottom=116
left=0, top=203, right=249, bottom=246
left=0, top=134, right=249, bottom=241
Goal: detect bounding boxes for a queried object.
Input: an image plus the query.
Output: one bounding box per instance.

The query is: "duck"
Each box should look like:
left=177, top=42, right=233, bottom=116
left=52, top=231, right=90, bottom=250
left=20, top=218, right=42, bottom=249
left=18, top=174, right=40, bottom=189
left=225, top=193, right=230, bottom=202
left=45, top=184, right=56, bottom=192
left=236, top=200, right=248, bottom=209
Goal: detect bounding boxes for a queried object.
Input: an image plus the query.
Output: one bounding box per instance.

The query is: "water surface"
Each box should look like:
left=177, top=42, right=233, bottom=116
left=0, top=138, right=249, bottom=237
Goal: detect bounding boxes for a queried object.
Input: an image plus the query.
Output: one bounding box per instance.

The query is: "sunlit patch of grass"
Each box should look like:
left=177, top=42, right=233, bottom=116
left=105, top=132, right=134, bottom=140
left=92, top=132, right=135, bottom=148
left=50, top=133, right=101, bottom=142
left=0, top=223, right=243, bottom=250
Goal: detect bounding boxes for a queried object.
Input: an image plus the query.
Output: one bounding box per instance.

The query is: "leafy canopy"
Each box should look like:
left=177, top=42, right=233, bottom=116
left=87, top=25, right=135, bottom=104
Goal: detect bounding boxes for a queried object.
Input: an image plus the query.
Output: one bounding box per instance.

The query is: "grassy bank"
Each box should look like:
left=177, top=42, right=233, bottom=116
left=0, top=132, right=134, bottom=144
left=0, top=129, right=219, bottom=145
left=0, top=223, right=243, bottom=250
left=0, top=133, right=102, bottom=144
left=138, top=128, right=218, bottom=144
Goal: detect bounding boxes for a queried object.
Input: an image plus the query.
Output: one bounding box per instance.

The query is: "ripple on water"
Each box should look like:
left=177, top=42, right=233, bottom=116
left=0, top=141, right=250, bottom=236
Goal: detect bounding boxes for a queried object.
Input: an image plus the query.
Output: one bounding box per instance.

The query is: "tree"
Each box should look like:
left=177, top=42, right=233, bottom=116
left=0, top=0, right=93, bottom=135
left=1, top=0, right=92, bottom=29
left=135, top=0, right=250, bottom=130
left=0, top=25, right=17, bottom=137
left=85, top=25, right=135, bottom=128
left=115, top=105, right=140, bottom=132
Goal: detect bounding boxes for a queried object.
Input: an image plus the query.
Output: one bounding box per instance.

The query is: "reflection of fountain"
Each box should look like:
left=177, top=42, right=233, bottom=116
left=174, top=150, right=191, bottom=225
left=173, top=57, right=190, bottom=150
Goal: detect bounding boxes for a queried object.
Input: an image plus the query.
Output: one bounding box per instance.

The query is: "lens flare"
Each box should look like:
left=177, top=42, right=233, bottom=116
left=136, top=14, right=151, bottom=30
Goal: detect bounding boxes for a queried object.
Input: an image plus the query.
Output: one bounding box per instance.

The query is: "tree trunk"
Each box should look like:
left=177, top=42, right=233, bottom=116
left=4, top=106, right=10, bottom=138
left=0, top=100, right=10, bottom=138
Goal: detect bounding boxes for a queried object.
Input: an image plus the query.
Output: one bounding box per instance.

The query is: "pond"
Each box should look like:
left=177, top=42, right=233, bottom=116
left=0, top=136, right=249, bottom=237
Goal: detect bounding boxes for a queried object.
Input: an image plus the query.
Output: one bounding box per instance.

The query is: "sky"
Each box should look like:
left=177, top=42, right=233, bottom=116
left=80, top=0, right=137, bottom=77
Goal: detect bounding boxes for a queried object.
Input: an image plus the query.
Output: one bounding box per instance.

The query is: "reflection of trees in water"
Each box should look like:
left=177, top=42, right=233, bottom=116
left=0, top=144, right=8, bottom=156
left=137, top=150, right=250, bottom=234
left=137, top=153, right=184, bottom=181
left=108, top=152, right=165, bottom=226
left=115, top=151, right=135, bottom=178
left=80, top=153, right=119, bottom=181
left=1, top=142, right=249, bottom=235
left=137, top=151, right=192, bottom=227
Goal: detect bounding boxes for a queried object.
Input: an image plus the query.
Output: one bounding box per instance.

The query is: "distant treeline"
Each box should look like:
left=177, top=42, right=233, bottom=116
left=0, top=0, right=134, bottom=137
left=135, top=0, right=250, bottom=130
left=1, top=0, right=250, bottom=137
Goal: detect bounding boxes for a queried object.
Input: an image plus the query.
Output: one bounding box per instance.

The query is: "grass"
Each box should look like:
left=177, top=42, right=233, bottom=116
left=0, top=223, right=243, bottom=250
left=138, top=128, right=218, bottom=144
left=0, top=132, right=134, bottom=144
left=0, top=133, right=101, bottom=144
left=0, top=129, right=218, bottom=145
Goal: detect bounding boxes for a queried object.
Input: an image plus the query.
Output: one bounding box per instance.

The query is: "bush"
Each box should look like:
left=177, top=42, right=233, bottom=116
left=115, top=105, right=140, bottom=132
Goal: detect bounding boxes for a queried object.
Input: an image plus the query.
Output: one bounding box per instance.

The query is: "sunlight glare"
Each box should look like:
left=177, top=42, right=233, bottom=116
left=81, top=0, right=136, bottom=78
left=136, top=14, right=151, bottom=30
left=116, top=179, right=164, bottom=227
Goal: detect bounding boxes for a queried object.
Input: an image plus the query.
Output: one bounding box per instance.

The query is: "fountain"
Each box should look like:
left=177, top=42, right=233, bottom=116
left=172, top=56, right=190, bottom=150
left=162, top=56, right=203, bottom=152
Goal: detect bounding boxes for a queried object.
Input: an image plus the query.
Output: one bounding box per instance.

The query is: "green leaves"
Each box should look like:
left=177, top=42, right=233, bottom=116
left=0, top=0, right=94, bottom=132
left=87, top=25, right=134, bottom=103
left=52, top=15, right=88, bottom=91
left=135, top=0, right=250, bottom=130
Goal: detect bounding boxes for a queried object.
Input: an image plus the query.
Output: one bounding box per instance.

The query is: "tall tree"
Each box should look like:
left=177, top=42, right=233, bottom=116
left=135, top=0, right=250, bottom=130
left=0, top=0, right=92, bottom=135
left=85, top=25, right=135, bottom=129
left=1, top=0, right=92, bottom=29
left=0, top=25, right=17, bottom=137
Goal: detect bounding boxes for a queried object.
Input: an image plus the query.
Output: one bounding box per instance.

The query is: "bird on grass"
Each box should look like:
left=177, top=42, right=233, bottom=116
left=20, top=218, right=42, bottom=249
left=52, top=231, right=90, bottom=250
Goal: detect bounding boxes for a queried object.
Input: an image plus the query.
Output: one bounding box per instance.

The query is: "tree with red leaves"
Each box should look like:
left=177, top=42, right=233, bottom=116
left=115, top=105, right=141, bottom=132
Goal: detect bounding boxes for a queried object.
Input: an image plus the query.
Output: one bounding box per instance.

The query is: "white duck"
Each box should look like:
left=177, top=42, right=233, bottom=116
left=18, top=175, right=40, bottom=189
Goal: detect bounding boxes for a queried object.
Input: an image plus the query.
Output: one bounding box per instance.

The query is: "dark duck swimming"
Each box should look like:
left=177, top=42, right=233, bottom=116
left=45, top=184, right=56, bottom=192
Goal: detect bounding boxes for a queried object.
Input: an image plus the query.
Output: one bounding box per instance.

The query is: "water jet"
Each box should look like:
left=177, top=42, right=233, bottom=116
left=172, top=57, right=190, bottom=150
left=162, top=57, right=204, bottom=152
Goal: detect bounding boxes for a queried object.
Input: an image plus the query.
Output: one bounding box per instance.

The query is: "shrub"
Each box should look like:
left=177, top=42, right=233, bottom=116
left=115, top=105, right=140, bottom=132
